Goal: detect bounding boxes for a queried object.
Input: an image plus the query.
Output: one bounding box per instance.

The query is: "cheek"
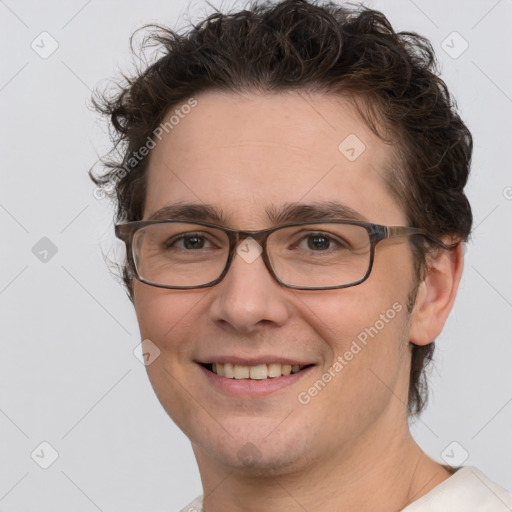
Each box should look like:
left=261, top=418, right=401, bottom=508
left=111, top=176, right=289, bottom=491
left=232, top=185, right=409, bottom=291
left=133, top=284, right=207, bottom=428
left=298, top=292, right=411, bottom=418
left=133, top=284, right=206, bottom=396
left=291, top=294, right=411, bottom=450
left=133, top=283, right=202, bottom=344
left=293, top=272, right=412, bottom=400
left=297, top=282, right=408, bottom=350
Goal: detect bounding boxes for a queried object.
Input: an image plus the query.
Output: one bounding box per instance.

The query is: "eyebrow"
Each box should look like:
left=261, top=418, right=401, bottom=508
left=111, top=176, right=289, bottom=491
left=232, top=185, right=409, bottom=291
left=146, top=201, right=368, bottom=225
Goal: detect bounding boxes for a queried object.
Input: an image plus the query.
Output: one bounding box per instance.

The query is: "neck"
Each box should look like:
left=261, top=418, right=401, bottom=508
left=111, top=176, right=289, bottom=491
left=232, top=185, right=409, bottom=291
left=194, top=418, right=452, bottom=512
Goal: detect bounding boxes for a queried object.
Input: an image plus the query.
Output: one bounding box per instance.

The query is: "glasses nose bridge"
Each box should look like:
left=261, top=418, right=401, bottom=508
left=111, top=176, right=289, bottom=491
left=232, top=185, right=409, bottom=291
left=223, top=227, right=275, bottom=280
left=229, top=227, right=272, bottom=249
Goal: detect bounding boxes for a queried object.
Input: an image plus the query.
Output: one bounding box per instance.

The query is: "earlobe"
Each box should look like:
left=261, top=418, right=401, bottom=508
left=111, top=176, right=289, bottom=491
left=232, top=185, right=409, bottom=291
left=409, top=240, right=464, bottom=346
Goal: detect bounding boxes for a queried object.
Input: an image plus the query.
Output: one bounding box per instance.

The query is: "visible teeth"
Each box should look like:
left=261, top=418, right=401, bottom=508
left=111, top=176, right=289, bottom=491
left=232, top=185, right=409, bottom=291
left=267, top=363, right=282, bottom=378
left=249, top=364, right=268, bottom=380
left=224, top=363, right=235, bottom=378
left=234, top=364, right=250, bottom=379
left=210, top=362, right=307, bottom=379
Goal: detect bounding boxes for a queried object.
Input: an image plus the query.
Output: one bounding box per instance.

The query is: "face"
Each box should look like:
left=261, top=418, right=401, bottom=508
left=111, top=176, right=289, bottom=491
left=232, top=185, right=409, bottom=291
left=133, top=90, right=419, bottom=475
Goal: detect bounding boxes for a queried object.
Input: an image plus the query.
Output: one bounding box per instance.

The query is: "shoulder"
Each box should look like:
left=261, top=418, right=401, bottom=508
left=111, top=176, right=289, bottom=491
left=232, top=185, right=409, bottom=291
left=402, top=466, right=512, bottom=511
left=178, top=469, right=512, bottom=512
left=178, top=495, right=204, bottom=512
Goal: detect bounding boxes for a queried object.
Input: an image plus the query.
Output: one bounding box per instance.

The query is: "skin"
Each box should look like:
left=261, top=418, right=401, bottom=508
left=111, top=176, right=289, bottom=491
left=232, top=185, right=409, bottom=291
left=132, top=90, right=464, bottom=511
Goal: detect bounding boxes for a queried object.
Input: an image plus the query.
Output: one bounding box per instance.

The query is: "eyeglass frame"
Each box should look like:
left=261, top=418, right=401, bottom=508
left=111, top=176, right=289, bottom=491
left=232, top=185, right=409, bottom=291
left=115, top=219, right=446, bottom=291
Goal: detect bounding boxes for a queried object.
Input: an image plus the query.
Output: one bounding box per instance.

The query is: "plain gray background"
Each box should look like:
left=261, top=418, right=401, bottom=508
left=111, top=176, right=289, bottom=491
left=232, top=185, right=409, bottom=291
left=1, top=0, right=511, bottom=510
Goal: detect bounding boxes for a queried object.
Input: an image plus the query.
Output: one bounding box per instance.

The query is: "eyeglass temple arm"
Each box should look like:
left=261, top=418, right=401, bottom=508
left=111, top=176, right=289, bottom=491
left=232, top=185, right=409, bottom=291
left=386, top=226, right=459, bottom=250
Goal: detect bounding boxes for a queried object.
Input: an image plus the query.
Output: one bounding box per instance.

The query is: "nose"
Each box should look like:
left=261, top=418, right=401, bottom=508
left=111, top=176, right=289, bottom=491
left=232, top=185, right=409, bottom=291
left=208, top=239, right=291, bottom=333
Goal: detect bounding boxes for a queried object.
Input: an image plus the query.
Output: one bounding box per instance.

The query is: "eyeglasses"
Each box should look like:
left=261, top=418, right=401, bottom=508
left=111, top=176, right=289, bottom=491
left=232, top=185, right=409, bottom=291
left=115, top=219, right=437, bottom=291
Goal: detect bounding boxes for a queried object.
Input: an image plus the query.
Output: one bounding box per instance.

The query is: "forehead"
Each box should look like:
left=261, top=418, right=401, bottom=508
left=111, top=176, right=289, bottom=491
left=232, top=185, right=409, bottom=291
left=144, top=90, right=405, bottom=227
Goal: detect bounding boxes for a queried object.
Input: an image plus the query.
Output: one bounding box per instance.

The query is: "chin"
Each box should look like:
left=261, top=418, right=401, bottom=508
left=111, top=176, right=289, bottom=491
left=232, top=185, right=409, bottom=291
left=206, top=446, right=309, bottom=477
left=192, top=421, right=314, bottom=476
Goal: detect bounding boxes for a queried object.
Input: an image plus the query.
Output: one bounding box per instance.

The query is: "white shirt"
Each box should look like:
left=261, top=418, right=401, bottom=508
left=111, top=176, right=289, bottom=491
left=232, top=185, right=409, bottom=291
left=179, top=467, right=512, bottom=511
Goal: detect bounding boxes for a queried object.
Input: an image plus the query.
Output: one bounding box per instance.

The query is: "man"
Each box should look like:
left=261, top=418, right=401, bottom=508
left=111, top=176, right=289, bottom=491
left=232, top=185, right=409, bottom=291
left=91, top=0, right=512, bottom=510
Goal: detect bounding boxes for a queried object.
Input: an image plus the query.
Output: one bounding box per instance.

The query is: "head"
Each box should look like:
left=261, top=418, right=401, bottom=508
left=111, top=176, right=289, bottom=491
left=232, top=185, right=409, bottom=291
left=91, top=0, right=472, bottom=474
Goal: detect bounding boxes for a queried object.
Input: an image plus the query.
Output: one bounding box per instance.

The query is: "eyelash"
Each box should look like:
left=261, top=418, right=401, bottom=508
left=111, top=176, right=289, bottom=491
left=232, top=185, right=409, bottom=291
left=166, top=232, right=347, bottom=252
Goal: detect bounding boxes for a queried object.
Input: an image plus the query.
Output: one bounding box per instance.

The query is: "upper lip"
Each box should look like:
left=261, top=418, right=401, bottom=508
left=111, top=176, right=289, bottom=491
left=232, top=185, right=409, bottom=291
left=196, top=356, right=314, bottom=366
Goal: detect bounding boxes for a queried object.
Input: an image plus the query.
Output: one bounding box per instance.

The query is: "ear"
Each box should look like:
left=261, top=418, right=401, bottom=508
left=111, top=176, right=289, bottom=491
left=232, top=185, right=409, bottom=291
left=409, top=239, right=464, bottom=346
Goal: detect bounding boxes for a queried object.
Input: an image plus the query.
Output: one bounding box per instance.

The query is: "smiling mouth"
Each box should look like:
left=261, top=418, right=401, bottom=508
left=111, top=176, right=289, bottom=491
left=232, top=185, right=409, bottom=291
left=201, top=362, right=313, bottom=380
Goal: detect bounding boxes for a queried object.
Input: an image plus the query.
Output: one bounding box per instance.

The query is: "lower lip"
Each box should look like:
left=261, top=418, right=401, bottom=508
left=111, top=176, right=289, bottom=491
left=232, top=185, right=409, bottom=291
left=198, top=364, right=314, bottom=398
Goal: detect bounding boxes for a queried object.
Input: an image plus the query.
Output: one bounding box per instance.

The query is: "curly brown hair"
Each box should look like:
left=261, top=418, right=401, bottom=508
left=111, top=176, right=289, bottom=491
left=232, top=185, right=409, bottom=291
left=90, top=0, right=472, bottom=416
